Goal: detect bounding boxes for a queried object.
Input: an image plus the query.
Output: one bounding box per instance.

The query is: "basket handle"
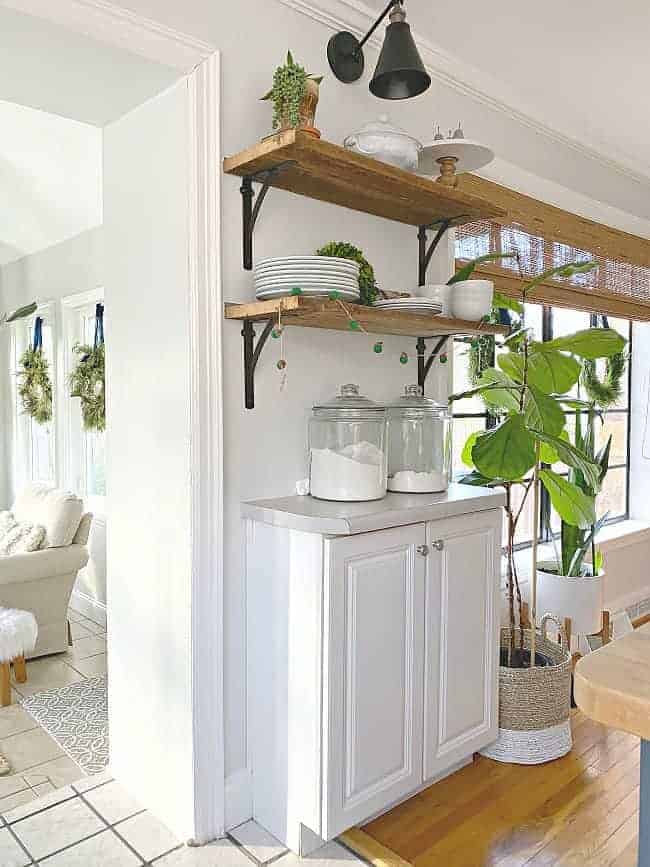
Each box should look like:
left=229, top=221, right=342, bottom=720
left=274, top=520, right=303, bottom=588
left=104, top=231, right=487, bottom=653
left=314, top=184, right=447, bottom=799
left=541, top=612, right=568, bottom=651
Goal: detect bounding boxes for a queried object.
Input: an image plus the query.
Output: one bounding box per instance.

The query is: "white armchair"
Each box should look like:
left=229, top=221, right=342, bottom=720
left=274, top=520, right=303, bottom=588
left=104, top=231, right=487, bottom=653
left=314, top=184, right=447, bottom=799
left=0, top=486, right=92, bottom=657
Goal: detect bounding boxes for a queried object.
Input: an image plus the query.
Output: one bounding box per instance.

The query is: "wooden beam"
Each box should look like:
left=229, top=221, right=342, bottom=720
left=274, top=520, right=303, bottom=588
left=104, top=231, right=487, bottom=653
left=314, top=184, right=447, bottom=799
left=460, top=173, right=650, bottom=270
left=462, top=263, right=650, bottom=321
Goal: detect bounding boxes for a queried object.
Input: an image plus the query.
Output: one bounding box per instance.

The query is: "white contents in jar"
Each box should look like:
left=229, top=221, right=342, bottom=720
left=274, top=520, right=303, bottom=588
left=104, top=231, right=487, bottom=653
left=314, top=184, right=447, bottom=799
left=388, top=469, right=448, bottom=493
left=310, top=441, right=386, bottom=501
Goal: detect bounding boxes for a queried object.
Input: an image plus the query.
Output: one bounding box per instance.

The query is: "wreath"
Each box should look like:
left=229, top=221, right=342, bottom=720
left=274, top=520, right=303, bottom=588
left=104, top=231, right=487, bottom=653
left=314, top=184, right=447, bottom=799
left=581, top=316, right=627, bottom=408
left=315, top=241, right=378, bottom=305
left=17, top=317, right=53, bottom=424
left=69, top=304, right=105, bottom=432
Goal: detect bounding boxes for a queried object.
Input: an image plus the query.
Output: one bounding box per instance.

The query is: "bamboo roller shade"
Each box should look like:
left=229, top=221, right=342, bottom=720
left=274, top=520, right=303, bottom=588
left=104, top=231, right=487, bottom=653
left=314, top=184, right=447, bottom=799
left=456, top=174, right=650, bottom=321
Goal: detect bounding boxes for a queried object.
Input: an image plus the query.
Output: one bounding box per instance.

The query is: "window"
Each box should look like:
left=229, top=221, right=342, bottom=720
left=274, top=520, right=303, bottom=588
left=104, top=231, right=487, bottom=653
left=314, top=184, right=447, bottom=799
left=11, top=308, right=56, bottom=491
left=451, top=304, right=632, bottom=547
left=60, top=290, right=106, bottom=511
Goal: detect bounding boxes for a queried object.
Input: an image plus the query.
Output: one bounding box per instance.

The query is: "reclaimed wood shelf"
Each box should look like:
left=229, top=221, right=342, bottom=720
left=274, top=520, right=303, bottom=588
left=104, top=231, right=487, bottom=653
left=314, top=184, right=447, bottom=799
left=223, top=130, right=506, bottom=229
left=225, top=296, right=508, bottom=339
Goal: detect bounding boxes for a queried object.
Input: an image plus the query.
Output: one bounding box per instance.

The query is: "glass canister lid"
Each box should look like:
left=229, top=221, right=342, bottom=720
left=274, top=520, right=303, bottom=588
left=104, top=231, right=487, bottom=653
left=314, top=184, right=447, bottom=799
left=387, top=384, right=450, bottom=417
left=313, top=383, right=386, bottom=416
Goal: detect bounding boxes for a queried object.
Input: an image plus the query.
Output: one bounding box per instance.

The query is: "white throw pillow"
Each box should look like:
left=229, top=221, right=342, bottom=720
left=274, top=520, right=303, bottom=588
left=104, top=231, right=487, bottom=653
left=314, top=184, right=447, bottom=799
left=0, top=513, right=46, bottom=555
left=13, top=485, right=83, bottom=548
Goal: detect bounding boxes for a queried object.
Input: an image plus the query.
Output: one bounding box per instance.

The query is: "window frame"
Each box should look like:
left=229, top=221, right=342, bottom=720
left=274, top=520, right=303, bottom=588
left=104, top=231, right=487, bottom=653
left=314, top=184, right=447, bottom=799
left=452, top=305, right=632, bottom=550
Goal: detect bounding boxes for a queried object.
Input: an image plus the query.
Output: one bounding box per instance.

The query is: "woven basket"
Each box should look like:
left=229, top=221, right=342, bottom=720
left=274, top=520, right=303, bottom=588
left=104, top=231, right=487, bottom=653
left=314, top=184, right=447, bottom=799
left=481, top=614, right=573, bottom=765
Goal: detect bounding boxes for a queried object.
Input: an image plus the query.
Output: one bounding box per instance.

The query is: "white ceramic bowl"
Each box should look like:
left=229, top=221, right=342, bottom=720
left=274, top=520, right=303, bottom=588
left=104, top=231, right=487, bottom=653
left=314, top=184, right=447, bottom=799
left=417, top=284, right=451, bottom=314
left=449, top=279, right=494, bottom=320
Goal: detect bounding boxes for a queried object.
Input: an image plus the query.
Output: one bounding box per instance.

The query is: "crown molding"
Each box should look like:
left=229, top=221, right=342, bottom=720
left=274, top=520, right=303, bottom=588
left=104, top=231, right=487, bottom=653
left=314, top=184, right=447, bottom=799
left=0, top=0, right=215, bottom=70
left=277, top=0, right=650, bottom=186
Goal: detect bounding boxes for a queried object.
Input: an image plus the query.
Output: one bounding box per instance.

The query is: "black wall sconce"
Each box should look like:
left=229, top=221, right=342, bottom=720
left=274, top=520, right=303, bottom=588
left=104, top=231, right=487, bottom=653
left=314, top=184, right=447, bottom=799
left=327, top=0, right=431, bottom=100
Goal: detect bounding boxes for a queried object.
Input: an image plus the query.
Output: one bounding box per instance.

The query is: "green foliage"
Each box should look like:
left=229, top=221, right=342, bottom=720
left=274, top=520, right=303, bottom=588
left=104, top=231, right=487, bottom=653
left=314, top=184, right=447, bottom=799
left=69, top=343, right=105, bottom=432
left=17, top=347, right=52, bottom=424
left=261, top=51, right=321, bottom=130
left=315, top=241, right=377, bottom=305
left=539, top=470, right=596, bottom=529
left=448, top=252, right=518, bottom=285
left=582, top=350, right=627, bottom=408
left=472, top=416, right=536, bottom=481
left=2, top=302, right=37, bottom=325
left=542, top=328, right=626, bottom=359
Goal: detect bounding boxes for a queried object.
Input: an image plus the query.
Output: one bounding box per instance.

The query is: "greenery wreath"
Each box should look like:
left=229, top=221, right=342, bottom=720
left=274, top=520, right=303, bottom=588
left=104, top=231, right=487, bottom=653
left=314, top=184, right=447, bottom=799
left=581, top=350, right=627, bottom=409
left=315, top=241, right=378, bottom=306
left=69, top=341, right=105, bottom=432
left=17, top=318, right=53, bottom=425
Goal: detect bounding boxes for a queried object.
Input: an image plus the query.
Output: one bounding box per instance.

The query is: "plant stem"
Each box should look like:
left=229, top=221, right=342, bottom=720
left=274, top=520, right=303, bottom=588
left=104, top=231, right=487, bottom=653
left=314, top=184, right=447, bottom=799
left=530, top=443, right=541, bottom=667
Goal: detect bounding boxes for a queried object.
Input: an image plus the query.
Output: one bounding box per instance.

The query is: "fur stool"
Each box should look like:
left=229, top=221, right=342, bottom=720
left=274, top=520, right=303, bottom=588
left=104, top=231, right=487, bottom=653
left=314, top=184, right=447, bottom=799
left=0, top=608, right=38, bottom=706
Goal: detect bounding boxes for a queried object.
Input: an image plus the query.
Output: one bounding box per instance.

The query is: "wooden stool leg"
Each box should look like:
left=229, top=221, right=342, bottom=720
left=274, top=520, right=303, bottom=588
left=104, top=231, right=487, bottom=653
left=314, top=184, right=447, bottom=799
left=0, top=664, right=11, bottom=706
left=564, top=617, right=572, bottom=654
left=13, top=656, right=26, bottom=684
left=67, top=620, right=73, bottom=647
left=601, top=610, right=611, bottom=645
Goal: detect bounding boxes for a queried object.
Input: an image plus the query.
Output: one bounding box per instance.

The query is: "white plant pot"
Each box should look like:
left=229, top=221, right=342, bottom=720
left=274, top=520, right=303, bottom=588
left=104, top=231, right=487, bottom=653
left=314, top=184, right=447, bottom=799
left=536, top=562, right=605, bottom=636
left=449, top=279, right=494, bottom=320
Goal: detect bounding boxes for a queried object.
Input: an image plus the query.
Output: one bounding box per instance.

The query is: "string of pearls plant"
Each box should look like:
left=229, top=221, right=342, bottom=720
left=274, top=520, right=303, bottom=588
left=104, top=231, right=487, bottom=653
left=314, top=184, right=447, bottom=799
left=261, top=51, right=322, bottom=130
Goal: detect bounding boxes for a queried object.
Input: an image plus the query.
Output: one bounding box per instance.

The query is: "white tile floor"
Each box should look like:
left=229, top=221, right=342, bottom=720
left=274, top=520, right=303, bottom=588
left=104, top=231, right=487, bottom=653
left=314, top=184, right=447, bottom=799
left=0, top=608, right=107, bottom=816
left=0, top=771, right=364, bottom=866
left=0, top=609, right=364, bottom=866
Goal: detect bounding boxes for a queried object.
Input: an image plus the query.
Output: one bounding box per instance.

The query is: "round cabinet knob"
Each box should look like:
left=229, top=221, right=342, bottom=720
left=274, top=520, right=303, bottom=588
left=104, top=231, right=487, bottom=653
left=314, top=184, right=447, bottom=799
left=431, top=539, right=444, bottom=551
left=416, top=545, right=429, bottom=556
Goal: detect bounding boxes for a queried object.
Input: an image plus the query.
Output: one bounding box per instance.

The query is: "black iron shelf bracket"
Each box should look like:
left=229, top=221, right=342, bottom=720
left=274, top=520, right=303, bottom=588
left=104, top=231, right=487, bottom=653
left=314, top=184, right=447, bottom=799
left=417, top=219, right=452, bottom=287
left=242, top=318, right=276, bottom=409
left=240, top=161, right=296, bottom=270
left=416, top=335, right=449, bottom=392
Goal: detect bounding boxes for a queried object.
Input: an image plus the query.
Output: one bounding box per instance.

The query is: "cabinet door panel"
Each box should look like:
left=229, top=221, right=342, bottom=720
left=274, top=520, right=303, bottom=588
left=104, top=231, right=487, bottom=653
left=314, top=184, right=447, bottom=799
left=323, top=525, right=425, bottom=838
left=424, top=509, right=501, bottom=780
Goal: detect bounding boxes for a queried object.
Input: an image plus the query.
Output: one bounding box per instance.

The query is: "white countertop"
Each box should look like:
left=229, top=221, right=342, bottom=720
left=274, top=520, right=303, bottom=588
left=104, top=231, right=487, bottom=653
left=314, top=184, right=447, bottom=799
left=242, top=483, right=505, bottom=535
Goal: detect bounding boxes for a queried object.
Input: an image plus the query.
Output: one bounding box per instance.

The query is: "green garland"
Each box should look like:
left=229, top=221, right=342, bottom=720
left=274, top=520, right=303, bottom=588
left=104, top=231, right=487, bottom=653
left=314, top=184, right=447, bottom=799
left=581, top=351, right=627, bottom=408
left=69, top=342, right=105, bottom=432
left=18, top=347, right=53, bottom=424
left=315, top=241, right=378, bottom=305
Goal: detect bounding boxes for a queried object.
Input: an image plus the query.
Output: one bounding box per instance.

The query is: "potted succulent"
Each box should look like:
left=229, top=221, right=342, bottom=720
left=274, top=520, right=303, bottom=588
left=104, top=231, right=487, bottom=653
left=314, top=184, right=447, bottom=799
left=451, top=260, right=627, bottom=764
left=261, top=51, right=322, bottom=138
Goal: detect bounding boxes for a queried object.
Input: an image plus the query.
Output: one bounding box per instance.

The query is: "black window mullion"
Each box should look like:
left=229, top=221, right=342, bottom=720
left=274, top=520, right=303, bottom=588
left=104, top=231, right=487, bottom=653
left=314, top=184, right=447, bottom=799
left=539, top=305, right=553, bottom=543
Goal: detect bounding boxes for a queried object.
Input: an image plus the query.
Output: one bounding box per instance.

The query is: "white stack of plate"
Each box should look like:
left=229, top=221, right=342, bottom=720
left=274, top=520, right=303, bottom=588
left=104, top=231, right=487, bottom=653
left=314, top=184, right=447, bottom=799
left=372, top=298, right=443, bottom=315
left=254, top=256, right=361, bottom=301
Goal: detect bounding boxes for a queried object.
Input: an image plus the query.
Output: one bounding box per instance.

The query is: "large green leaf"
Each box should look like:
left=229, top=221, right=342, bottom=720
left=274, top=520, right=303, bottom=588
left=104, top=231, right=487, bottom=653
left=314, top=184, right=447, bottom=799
left=540, top=470, right=596, bottom=529
left=497, top=352, right=525, bottom=383
left=457, top=471, right=496, bottom=486
left=539, top=429, right=569, bottom=465
left=493, top=291, right=524, bottom=314
left=527, top=348, right=581, bottom=393
left=478, top=369, right=521, bottom=413
left=531, top=430, right=600, bottom=490
left=472, top=416, right=536, bottom=481
left=521, top=261, right=597, bottom=299
left=524, top=385, right=565, bottom=436
left=461, top=431, right=482, bottom=468
left=542, top=328, right=626, bottom=359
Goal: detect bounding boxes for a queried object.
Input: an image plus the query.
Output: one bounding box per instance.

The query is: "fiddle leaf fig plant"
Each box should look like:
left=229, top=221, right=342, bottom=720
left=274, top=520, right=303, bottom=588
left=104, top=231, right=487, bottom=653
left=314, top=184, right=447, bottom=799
left=450, top=260, right=627, bottom=664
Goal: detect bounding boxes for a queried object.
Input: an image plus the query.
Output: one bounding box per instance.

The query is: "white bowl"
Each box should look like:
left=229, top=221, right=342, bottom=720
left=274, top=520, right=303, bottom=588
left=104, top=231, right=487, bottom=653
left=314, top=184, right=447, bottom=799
left=449, top=279, right=494, bottom=321
left=417, top=284, right=451, bottom=314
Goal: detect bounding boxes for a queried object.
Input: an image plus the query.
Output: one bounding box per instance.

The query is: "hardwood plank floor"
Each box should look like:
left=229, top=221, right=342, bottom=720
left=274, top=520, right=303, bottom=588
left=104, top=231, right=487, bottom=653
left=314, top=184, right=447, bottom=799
left=341, top=712, right=640, bottom=867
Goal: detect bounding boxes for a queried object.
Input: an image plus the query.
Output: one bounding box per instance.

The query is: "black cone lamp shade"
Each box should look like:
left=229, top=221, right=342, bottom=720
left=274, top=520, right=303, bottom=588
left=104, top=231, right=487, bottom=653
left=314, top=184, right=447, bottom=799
left=327, top=1, right=430, bottom=100
left=370, top=6, right=431, bottom=99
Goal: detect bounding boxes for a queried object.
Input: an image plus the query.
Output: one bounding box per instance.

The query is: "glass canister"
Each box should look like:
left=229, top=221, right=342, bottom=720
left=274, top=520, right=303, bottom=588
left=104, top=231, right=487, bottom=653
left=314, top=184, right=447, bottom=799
left=386, top=385, right=452, bottom=493
left=309, top=384, right=387, bottom=502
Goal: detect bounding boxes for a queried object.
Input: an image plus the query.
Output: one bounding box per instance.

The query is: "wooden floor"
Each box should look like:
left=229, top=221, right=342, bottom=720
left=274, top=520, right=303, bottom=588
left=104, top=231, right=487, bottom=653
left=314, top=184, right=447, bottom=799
left=341, top=711, right=640, bottom=867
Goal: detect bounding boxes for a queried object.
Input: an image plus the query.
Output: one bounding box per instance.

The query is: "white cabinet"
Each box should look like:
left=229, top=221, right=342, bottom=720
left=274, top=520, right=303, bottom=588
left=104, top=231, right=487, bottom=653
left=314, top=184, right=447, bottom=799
left=423, top=511, right=501, bottom=780
left=322, top=526, right=425, bottom=837
left=244, top=489, right=503, bottom=854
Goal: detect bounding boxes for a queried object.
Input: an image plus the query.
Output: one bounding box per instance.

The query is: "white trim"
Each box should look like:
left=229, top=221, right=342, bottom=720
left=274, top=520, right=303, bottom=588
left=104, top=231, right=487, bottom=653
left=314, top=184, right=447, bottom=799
left=0, top=0, right=214, bottom=70
left=70, top=587, right=107, bottom=629
left=225, top=768, right=252, bottom=831
left=187, top=51, right=224, bottom=844
left=277, top=0, right=650, bottom=185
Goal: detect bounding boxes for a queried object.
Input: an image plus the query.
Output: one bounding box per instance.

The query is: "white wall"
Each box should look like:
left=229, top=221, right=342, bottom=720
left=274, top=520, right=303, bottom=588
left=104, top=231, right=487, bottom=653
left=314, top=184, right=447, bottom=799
left=103, top=78, right=196, bottom=838
left=100, top=0, right=650, bottom=822
left=630, top=321, right=650, bottom=522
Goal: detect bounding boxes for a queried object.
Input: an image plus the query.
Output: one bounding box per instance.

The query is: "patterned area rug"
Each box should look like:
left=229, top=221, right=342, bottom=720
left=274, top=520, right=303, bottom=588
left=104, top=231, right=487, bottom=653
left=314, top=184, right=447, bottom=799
left=21, top=675, right=108, bottom=774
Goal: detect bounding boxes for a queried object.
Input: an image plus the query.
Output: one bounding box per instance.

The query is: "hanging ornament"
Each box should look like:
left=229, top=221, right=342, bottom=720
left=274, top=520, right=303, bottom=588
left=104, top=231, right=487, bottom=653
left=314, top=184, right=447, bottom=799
left=290, top=287, right=303, bottom=295
left=373, top=341, right=383, bottom=354
left=440, top=353, right=448, bottom=364
left=399, top=351, right=409, bottom=365
left=276, top=359, right=287, bottom=370
left=271, top=326, right=283, bottom=339
left=69, top=303, right=105, bottom=432
left=348, top=319, right=361, bottom=331
left=17, top=316, right=53, bottom=425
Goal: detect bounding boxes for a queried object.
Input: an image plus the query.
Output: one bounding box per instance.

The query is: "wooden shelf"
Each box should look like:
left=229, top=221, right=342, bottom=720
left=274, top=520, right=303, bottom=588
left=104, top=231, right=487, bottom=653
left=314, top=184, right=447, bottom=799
left=224, top=296, right=508, bottom=339
left=223, top=131, right=506, bottom=228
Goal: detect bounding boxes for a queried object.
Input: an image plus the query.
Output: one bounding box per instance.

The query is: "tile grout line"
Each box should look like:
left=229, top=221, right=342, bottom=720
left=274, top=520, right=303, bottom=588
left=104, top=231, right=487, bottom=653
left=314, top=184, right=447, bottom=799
left=77, top=790, right=150, bottom=864
left=4, top=820, right=37, bottom=866
left=226, top=831, right=267, bottom=867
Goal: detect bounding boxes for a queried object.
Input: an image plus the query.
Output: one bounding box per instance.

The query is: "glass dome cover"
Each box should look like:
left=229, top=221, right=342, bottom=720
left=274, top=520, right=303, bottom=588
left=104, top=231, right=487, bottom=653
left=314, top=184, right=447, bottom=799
left=387, top=384, right=450, bottom=417
left=313, top=384, right=386, bottom=418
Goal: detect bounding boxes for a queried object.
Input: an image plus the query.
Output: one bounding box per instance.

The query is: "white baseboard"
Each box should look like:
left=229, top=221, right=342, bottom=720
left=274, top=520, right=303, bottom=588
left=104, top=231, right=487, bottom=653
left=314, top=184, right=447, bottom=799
left=70, top=589, right=107, bottom=629
left=225, top=767, right=252, bottom=831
